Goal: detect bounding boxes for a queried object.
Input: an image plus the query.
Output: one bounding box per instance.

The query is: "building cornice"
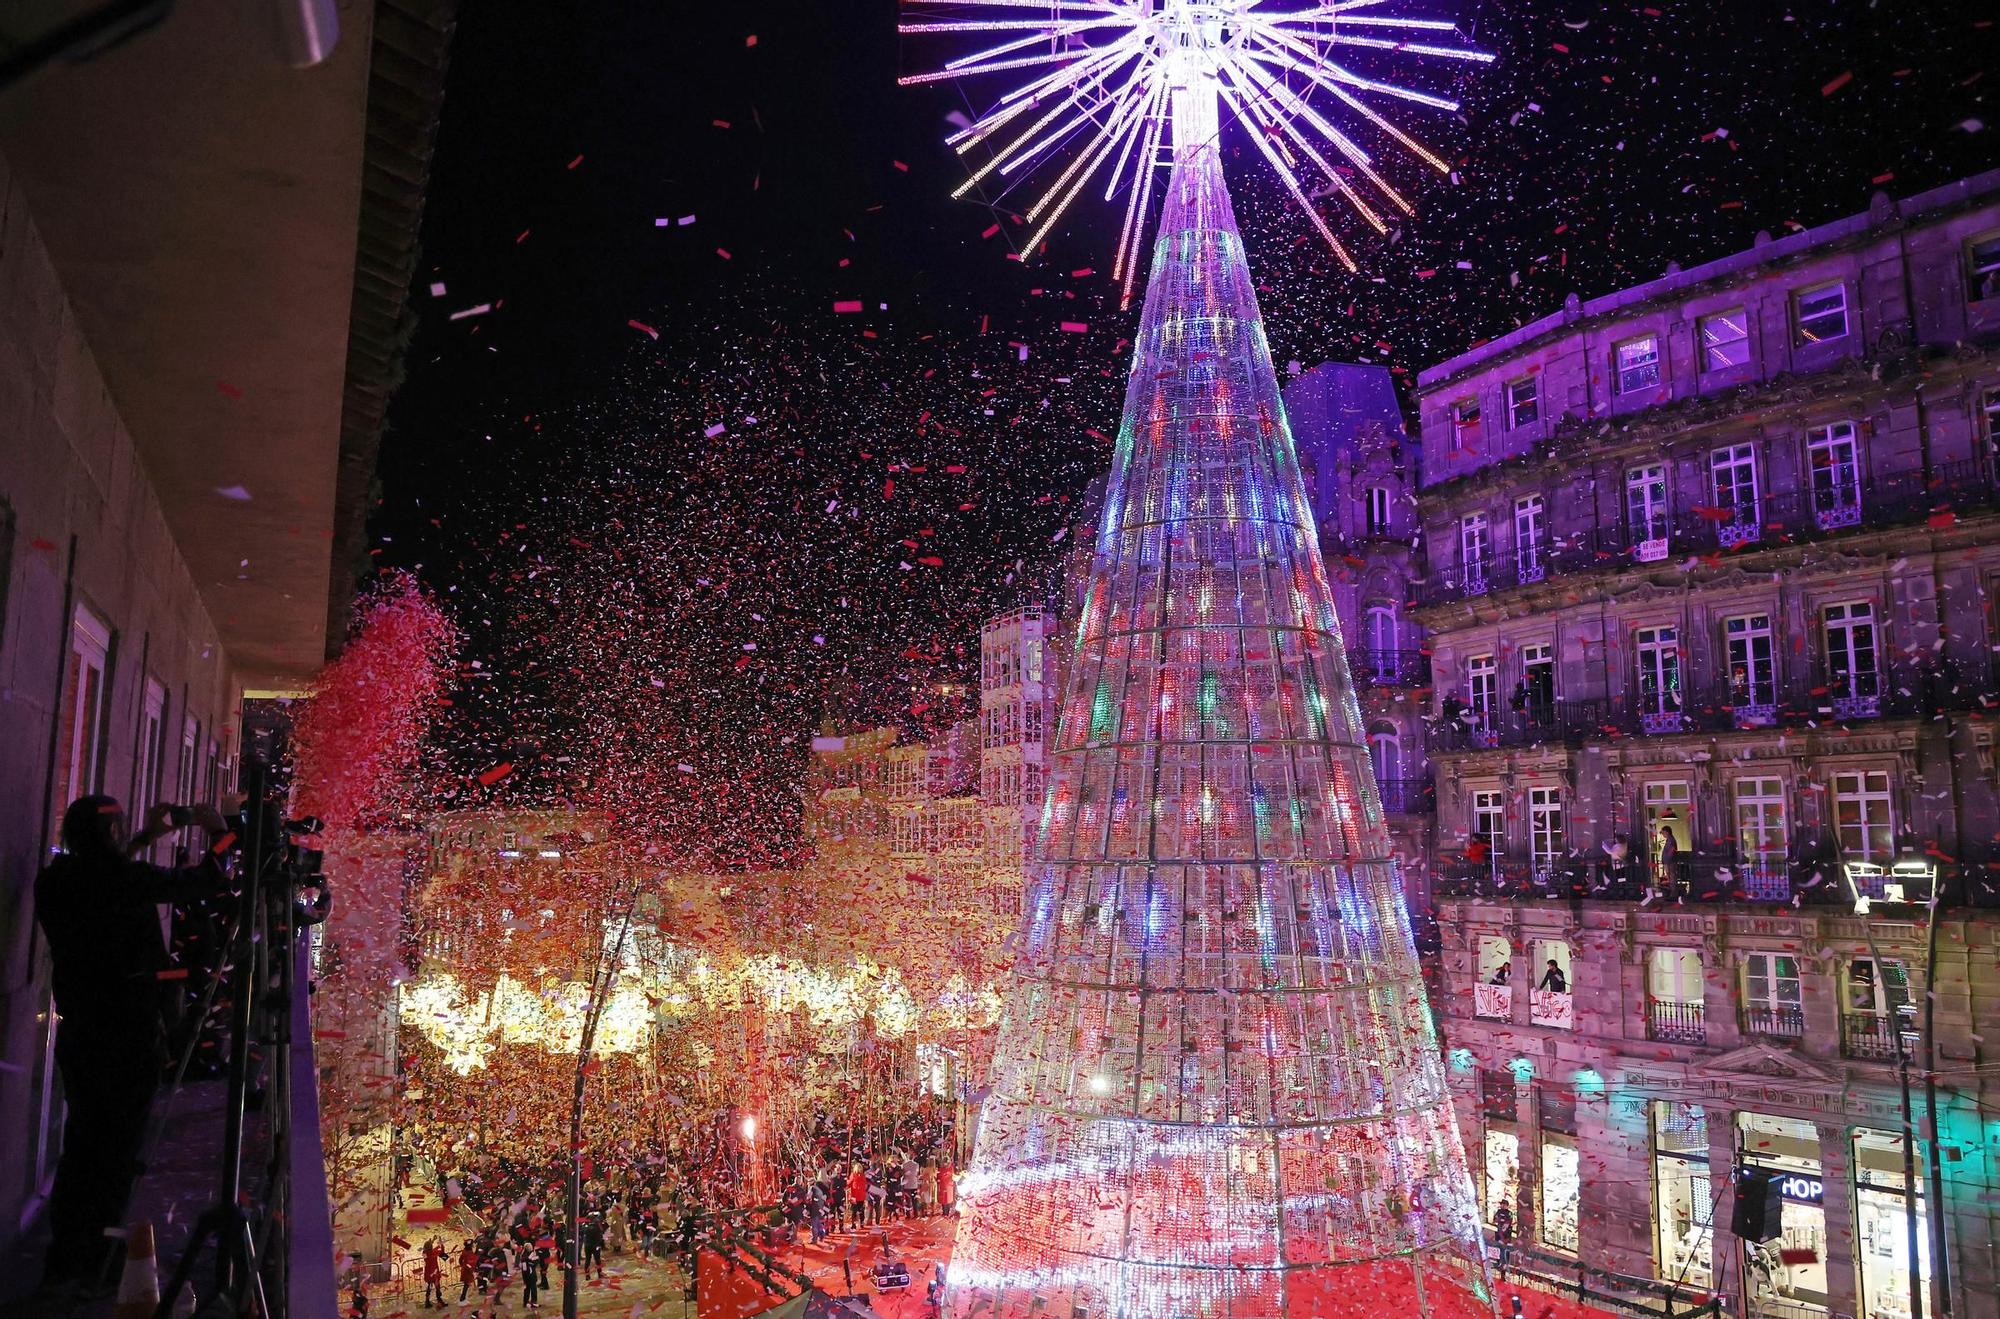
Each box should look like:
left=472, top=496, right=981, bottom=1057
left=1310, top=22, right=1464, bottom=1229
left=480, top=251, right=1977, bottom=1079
left=1416, top=169, right=2000, bottom=396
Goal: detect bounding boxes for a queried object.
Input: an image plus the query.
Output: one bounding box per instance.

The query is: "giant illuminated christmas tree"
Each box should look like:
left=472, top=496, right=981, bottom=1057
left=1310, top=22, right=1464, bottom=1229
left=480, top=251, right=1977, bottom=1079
left=904, top=5, right=1496, bottom=1316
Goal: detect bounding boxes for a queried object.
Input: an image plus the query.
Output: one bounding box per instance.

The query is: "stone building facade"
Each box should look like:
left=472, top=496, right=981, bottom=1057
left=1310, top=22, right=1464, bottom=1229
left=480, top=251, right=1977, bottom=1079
left=1405, top=171, right=2000, bottom=1319
left=1282, top=362, right=1438, bottom=921
left=1436, top=898, right=1998, bottom=1319
left=808, top=607, right=1059, bottom=926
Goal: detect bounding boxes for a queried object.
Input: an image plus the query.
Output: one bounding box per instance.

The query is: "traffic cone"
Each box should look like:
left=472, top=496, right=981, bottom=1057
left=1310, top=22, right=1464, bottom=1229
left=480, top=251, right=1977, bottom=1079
left=112, top=1221, right=160, bottom=1319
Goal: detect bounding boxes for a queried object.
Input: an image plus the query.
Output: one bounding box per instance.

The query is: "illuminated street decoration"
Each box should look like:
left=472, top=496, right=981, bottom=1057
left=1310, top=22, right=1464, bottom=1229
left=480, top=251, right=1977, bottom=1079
left=900, top=0, right=1492, bottom=298
left=398, top=949, right=1000, bottom=1074
left=906, top=4, right=1492, bottom=1315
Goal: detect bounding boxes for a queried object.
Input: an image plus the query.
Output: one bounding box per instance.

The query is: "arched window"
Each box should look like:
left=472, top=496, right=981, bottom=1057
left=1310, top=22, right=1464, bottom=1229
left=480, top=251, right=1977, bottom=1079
left=1368, top=723, right=1401, bottom=784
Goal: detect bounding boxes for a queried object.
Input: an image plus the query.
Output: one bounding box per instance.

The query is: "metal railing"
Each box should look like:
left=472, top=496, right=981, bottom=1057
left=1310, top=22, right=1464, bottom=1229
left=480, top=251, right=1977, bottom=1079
left=1436, top=848, right=2000, bottom=909
left=1428, top=697, right=1612, bottom=753
left=1440, top=655, right=1993, bottom=753
left=1349, top=646, right=1432, bottom=687
left=1375, top=776, right=1436, bottom=814
left=1742, top=1003, right=1806, bottom=1039
left=1841, top=1011, right=1919, bottom=1061
left=1414, top=456, right=2000, bottom=610
left=1648, top=999, right=1707, bottom=1044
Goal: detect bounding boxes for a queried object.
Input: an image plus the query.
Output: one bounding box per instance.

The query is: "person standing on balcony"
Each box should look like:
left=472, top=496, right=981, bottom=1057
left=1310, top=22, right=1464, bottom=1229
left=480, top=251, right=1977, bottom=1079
left=1537, top=959, right=1567, bottom=993
left=31, top=795, right=232, bottom=1293
left=1655, top=823, right=1682, bottom=902
left=1488, top=962, right=1512, bottom=987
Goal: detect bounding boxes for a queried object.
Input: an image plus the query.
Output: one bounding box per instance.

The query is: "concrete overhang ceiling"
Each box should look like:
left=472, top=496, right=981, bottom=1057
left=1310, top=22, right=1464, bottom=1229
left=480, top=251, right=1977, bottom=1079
left=0, top=0, right=375, bottom=684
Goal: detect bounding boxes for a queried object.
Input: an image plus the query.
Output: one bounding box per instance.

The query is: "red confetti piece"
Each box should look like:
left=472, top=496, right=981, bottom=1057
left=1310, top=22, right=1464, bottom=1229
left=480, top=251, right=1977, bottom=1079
left=478, top=762, right=514, bottom=786
left=1822, top=71, right=1854, bottom=95
left=627, top=320, right=659, bottom=339
left=833, top=300, right=864, bottom=314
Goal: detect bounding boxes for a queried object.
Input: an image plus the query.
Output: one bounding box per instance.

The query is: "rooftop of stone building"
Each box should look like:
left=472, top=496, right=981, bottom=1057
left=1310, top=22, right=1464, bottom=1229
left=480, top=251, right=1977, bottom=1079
left=1417, top=168, right=2000, bottom=396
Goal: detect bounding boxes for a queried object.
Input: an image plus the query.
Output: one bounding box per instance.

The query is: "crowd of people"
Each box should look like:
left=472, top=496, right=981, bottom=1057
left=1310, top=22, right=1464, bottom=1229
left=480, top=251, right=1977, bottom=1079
left=385, top=1101, right=960, bottom=1313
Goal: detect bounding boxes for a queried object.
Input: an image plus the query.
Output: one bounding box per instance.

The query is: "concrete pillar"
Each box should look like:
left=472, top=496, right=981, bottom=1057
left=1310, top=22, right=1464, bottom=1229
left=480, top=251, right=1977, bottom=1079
left=1818, top=1121, right=1862, bottom=1319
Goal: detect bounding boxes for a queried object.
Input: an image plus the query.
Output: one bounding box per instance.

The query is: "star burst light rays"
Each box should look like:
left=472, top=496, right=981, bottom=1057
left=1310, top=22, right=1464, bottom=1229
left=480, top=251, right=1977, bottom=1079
left=900, top=0, right=1491, bottom=294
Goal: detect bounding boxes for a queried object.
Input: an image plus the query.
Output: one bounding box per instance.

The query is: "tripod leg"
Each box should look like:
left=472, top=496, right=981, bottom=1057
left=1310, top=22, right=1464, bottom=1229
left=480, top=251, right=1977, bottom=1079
left=239, top=1218, right=270, bottom=1318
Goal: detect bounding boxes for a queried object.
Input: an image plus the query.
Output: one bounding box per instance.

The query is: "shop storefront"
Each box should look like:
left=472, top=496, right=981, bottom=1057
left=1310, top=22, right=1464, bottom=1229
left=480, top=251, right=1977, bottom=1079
left=1539, top=1083, right=1579, bottom=1254
left=1653, top=1100, right=1713, bottom=1288
left=1483, top=1067, right=1520, bottom=1225
left=1852, top=1128, right=1930, bottom=1319
left=1736, top=1112, right=1830, bottom=1315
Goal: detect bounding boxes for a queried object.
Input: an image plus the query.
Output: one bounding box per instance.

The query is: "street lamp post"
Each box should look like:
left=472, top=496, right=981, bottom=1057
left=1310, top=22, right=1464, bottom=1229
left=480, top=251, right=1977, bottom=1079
left=1921, top=873, right=1952, bottom=1314
left=564, top=875, right=647, bottom=1319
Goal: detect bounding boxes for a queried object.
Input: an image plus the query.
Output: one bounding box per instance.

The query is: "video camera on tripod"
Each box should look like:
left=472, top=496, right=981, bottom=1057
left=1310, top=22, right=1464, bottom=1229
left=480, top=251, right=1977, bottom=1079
left=223, top=795, right=333, bottom=931
left=147, top=762, right=335, bottom=1318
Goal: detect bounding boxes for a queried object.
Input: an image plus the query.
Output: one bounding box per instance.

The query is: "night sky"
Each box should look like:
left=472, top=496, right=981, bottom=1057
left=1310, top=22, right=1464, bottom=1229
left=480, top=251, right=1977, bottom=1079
left=368, top=0, right=1998, bottom=863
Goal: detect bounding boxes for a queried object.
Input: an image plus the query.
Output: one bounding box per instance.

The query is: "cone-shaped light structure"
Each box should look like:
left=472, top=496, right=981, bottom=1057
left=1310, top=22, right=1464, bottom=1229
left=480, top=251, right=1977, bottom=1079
left=946, top=73, right=1494, bottom=1319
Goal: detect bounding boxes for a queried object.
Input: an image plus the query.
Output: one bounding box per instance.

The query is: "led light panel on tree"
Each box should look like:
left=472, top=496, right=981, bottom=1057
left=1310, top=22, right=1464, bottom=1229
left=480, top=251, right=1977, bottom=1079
left=903, top=4, right=1496, bottom=1316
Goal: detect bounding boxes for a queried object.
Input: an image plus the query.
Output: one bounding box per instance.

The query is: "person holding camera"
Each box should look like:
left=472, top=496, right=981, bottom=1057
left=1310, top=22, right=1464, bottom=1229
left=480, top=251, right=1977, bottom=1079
left=33, top=795, right=232, bottom=1290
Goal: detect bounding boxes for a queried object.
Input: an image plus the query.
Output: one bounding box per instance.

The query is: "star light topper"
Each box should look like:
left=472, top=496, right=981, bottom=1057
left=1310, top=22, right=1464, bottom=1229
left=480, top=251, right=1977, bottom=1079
left=900, top=0, right=1491, bottom=295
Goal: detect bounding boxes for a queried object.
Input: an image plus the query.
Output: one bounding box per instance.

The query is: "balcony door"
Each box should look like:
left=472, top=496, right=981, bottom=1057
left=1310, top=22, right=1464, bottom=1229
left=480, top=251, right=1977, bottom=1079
left=1635, top=625, right=1682, bottom=731
left=1710, top=443, right=1761, bottom=546
left=1807, top=421, right=1863, bottom=529
left=1519, top=643, right=1554, bottom=726
left=1460, top=513, right=1490, bottom=591
left=1732, top=777, right=1789, bottom=898
left=1823, top=601, right=1881, bottom=711
left=1724, top=613, right=1777, bottom=722
left=1514, top=494, right=1546, bottom=583
left=1626, top=463, right=1670, bottom=560
left=1365, top=604, right=1398, bottom=682
left=1741, top=952, right=1804, bottom=1037
left=1467, top=654, right=1498, bottom=737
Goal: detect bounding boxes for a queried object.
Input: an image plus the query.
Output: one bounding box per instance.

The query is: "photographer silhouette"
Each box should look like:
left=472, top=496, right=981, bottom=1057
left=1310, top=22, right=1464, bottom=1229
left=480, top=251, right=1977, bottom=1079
left=32, top=795, right=231, bottom=1292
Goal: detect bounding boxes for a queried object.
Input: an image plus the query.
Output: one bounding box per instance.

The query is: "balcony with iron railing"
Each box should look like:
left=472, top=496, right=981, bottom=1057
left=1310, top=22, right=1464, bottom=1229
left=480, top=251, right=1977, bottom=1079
left=1375, top=776, right=1437, bottom=814
left=1435, top=846, right=2000, bottom=908
left=1647, top=999, right=1708, bottom=1044
left=1841, top=1011, right=1920, bottom=1061
left=1349, top=645, right=1432, bottom=688
left=1413, top=456, right=2000, bottom=611
left=1439, top=655, right=1991, bottom=755
left=1742, top=1003, right=1807, bottom=1039
left=1427, top=697, right=1612, bottom=753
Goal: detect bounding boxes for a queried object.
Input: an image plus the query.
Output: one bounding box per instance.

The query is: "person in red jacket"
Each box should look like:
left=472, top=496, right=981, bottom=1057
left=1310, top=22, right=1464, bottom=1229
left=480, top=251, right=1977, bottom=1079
left=421, top=1239, right=445, bottom=1308
left=846, top=1163, right=869, bottom=1229
left=458, top=1241, right=479, bottom=1304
